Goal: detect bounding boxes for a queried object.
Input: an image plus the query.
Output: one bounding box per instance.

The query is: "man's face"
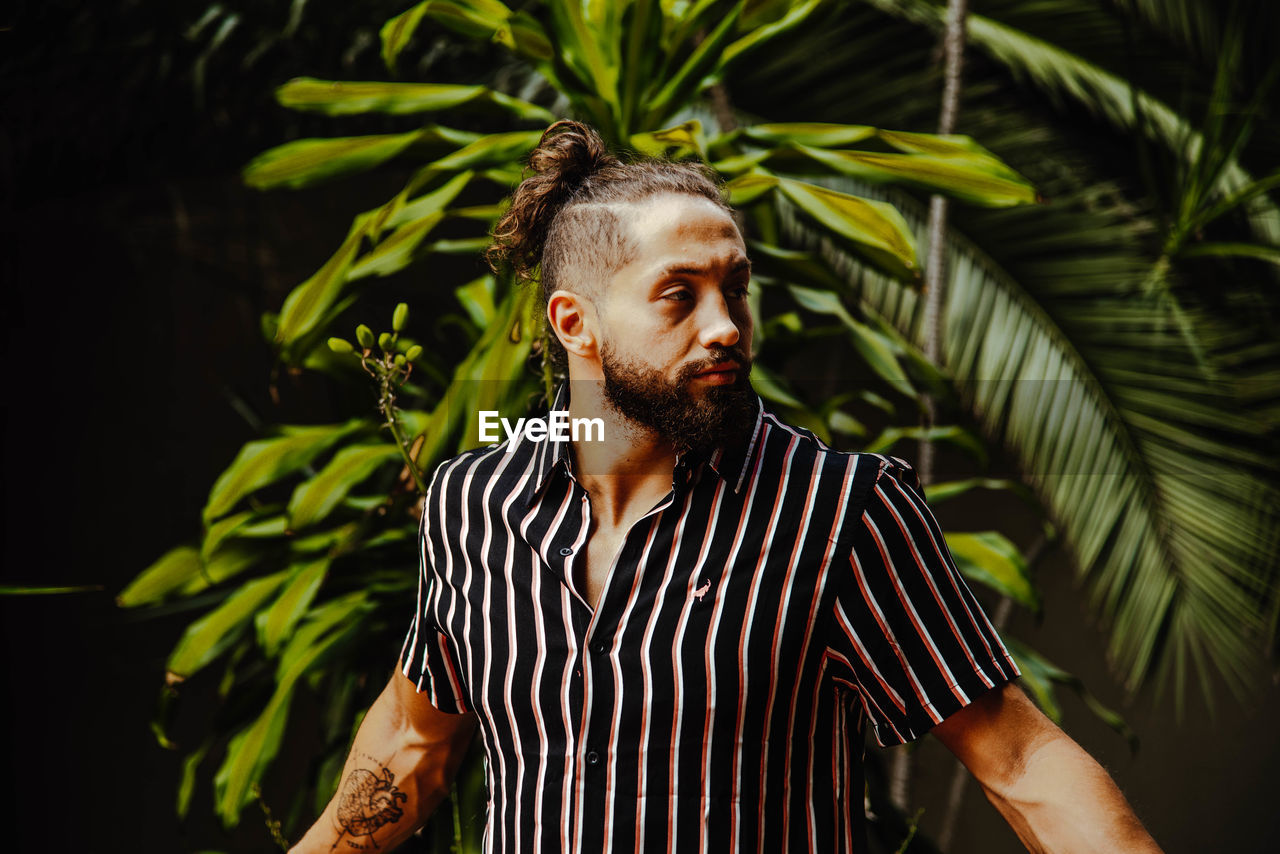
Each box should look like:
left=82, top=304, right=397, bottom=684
left=593, top=193, right=756, bottom=454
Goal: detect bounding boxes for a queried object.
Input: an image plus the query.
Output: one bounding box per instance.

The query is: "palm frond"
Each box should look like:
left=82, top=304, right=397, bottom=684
left=781, top=171, right=1279, bottom=700
left=856, top=0, right=1280, bottom=250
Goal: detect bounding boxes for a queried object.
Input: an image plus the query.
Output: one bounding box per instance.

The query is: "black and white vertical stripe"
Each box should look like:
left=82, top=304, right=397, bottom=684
left=401, top=393, right=1019, bottom=853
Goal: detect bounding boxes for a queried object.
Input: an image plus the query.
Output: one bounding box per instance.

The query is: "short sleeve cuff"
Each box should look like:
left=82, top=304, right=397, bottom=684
left=868, top=652, right=1021, bottom=747
left=399, top=622, right=471, bottom=715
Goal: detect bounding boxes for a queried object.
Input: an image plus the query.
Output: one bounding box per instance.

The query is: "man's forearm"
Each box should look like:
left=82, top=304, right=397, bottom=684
left=981, top=733, right=1162, bottom=854
left=290, top=674, right=476, bottom=854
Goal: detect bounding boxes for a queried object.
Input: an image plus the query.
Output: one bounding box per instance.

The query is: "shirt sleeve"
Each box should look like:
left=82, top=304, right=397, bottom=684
left=398, top=487, right=470, bottom=715
left=830, top=456, right=1019, bottom=746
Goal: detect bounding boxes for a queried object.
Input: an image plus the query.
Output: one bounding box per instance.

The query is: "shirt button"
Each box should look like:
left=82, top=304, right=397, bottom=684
left=592, top=642, right=607, bottom=655
left=559, top=546, right=574, bottom=556
left=586, top=750, right=600, bottom=766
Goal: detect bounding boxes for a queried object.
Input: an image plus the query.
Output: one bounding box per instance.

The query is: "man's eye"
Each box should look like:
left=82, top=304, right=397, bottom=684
left=662, top=289, right=691, bottom=301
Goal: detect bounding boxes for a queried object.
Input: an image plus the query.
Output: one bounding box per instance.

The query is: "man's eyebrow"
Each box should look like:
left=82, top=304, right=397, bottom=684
left=655, top=257, right=752, bottom=279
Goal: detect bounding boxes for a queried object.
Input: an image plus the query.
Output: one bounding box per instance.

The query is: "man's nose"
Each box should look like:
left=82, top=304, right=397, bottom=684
left=696, top=295, right=742, bottom=350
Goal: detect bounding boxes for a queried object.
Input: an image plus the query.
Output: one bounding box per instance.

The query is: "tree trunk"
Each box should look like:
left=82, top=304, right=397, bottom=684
left=891, top=0, right=971, bottom=819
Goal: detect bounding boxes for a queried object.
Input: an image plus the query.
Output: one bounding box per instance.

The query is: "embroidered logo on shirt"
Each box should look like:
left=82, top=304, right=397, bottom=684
left=692, top=579, right=712, bottom=602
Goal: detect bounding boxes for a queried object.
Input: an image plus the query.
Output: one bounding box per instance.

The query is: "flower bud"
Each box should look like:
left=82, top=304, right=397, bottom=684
left=392, top=302, right=409, bottom=332
left=356, top=324, right=375, bottom=349
left=405, top=344, right=423, bottom=362
left=327, top=337, right=354, bottom=354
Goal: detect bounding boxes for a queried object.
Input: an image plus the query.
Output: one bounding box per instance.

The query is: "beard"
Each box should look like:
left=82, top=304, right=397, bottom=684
left=600, top=342, right=757, bottom=456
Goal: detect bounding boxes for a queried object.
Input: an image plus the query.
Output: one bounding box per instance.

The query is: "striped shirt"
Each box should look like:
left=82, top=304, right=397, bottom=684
left=400, top=392, right=1019, bottom=853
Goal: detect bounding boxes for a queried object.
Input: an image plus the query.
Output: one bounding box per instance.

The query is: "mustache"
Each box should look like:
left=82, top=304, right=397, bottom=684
left=678, top=347, right=753, bottom=381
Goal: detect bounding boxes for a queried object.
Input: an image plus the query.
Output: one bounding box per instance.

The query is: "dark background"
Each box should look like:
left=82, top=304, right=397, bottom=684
left=3, top=3, right=1279, bottom=852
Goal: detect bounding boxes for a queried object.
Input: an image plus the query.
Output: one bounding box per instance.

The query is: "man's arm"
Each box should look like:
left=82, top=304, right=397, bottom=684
left=932, top=681, right=1161, bottom=853
left=290, top=670, right=477, bottom=854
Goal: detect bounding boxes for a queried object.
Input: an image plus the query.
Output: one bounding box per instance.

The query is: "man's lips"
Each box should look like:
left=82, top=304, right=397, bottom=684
left=693, top=361, right=742, bottom=383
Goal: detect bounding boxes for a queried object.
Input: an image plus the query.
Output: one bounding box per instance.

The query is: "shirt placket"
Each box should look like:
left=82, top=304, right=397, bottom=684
left=563, top=462, right=698, bottom=847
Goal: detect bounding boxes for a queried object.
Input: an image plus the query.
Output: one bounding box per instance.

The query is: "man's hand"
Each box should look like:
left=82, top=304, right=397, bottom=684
left=933, top=681, right=1162, bottom=853
left=289, top=670, right=477, bottom=854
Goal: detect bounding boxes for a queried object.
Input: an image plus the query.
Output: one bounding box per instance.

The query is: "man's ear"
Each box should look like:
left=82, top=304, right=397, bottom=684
left=547, top=289, right=597, bottom=358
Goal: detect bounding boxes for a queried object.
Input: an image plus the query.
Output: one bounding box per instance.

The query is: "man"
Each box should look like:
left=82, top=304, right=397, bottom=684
left=291, top=121, right=1162, bottom=853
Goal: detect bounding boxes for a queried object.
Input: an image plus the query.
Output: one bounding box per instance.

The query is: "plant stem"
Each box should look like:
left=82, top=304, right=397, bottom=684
left=383, top=398, right=428, bottom=496
left=899, top=0, right=970, bottom=819
left=369, top=353, right=429, bottom=496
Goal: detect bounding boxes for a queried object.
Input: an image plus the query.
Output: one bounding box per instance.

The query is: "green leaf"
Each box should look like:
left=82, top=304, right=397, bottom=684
left=747, top=242, right=846, bottom=291
left=644, top=1, right=743, bottom=127
left=380, top=0, right=433, bottom=73
left=176, top=742, right=211, bottom=820
left=255, top=558, right=329, bottom=657
left=428, top=129, right=543, bottom=172
left=200, top=510, right=257, bottom=563
left=201, top=513, right=288, bottom=565
left=743, top=122, right=877, bottom=148
left=334, top=170, right=475, bottom=284
left=243, top=132, right=420, bottom=190
left=865, top=425, right=988, bottom=465
left=721, top=0, right=825, bottom=68
left=166, top=570, right=291, bottom=680
left=117, top=546, right=203, bottom=606
left=347, top=212, right=445, bottom=280
left=214, top=691, right=294, bottom=828
left=876, top=129, right=997, bottom=158
left=620, top=0, right=663, bottom=132
left=787, top=284, right=915, bottom=398
left=828, top=409, right=867, bottom=438
left=287, top=444, right=401, bottom=530
left=188, top=542, right=267, bottom=594
left=548, top=0, right=621, bottom=117
left=0, top=584, right=102, bottom=595
left=723, top=171, right=781, bottom=206
left=1177, top=241, right=1280, bottom=265
left=276, top=77, right=554, bottom=122
left=945, top=531, right=1039, bottom=610
left=629, top=120, right=707, bottom=160
left=455, top=275, right=497, bottom=327
left=386, top=0, right=552, bottom=67
left=203, top=421, right=363, bottom=525
left=749, top=362, right=805, bottom=408
left=777, top=178, right=919, bottom=281
left=794, top=144, right=1038, bottom=208
left=213, top=593, right=370, bottom=827
left=274, top=220, right=369, bottom=349
left=411, top=282, right=538, bottom=467
left=925, top=478, right=1036, bottom=506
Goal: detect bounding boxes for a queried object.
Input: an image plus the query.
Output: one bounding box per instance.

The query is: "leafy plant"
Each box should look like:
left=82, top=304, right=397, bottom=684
left=729, top=0, right=1280, bottom=707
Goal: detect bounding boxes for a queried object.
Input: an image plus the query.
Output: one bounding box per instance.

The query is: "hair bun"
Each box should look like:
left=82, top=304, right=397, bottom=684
left=486, top=121, right=619, bottom=280
left=528, top=120, right=618, bottom=195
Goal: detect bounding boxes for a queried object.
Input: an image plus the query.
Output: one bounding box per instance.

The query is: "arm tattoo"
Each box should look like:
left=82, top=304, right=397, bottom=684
left=330, top=761, right=409, bottom=850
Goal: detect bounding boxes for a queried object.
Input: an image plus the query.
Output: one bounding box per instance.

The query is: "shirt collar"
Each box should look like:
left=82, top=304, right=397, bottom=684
left=522, top=384, right=766, bottom=504
left=525, top=383, right=574, bottom=501
left=703, top=395, right=764, bottom=494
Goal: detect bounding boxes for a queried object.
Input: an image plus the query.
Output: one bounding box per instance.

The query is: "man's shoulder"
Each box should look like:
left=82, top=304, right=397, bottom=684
left=422, top=441, right=528, bottom=506
left=756, top=409, right=907, bottom=480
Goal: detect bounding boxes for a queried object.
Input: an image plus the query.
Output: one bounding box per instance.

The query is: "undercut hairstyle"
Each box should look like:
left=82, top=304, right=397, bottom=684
left=487, top=121, right=731, bottom=358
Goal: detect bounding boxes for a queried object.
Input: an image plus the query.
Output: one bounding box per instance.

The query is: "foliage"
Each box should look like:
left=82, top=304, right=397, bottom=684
left=728, top=0, right=1280, bottom=704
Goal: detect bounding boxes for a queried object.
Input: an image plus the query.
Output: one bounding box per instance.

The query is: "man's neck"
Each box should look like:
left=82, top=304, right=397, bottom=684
left=565, top=379, right=677, bottom=528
